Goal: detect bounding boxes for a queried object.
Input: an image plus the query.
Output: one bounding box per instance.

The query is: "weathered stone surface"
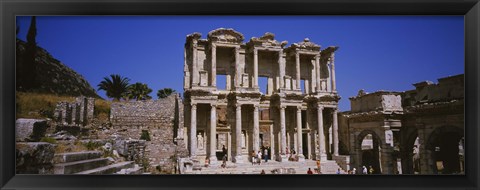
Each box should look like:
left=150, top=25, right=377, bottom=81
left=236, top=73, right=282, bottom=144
left=16, top=142, right=55, bottom=174
left=16, top=119, right=49, bottom=142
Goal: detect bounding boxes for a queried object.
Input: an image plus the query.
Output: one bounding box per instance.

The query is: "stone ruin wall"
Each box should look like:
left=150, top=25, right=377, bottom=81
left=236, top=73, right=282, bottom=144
left=109, top=94, right=186, bottom=173
left=350, top=92, right=402, bottom=113
left=53, top=96, right=95, bottom=126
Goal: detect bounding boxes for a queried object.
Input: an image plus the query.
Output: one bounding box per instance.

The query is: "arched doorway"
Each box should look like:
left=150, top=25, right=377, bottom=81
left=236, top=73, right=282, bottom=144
left=357, top=130, right=382, bottom=174
left=426, top=126, right=464, bottom=174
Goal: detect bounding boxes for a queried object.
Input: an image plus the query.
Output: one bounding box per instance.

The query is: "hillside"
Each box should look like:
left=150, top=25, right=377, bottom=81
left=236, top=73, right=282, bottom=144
left=16, top=39, right=99, bottom=98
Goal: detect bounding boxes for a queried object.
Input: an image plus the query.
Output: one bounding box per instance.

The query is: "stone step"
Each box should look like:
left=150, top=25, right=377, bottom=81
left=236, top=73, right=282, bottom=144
left=54, top=157, right=109, bottom=174
left=54, top=151, right=102, bottom=163
left=77, top=161, right=135, bottom=174
left=116, top=164, right=144, bottom=174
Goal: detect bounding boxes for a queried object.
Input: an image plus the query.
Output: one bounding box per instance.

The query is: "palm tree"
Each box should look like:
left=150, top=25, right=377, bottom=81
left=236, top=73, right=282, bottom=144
left=127, top=82, right=153, bottom=101
left=157, top=88, right=176, bottom=99
left=97, top=74, right=130, bottom=101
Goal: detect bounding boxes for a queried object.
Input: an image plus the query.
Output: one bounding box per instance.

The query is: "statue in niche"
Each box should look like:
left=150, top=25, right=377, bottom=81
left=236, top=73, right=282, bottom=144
left=241, top=131, right=246, bottom=148
left=197, top=132, right=204, bottom=149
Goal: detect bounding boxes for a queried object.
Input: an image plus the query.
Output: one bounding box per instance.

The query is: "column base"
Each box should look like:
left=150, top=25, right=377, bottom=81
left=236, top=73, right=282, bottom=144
left=208, top=156, right=218, bottom=165
left=277, top=154, right=288, bottom=162
left=234, top=155, right=245, bottom=163
left=316, top=154, right=328, bottom=161
left=297, top=154, right=305, bottom=162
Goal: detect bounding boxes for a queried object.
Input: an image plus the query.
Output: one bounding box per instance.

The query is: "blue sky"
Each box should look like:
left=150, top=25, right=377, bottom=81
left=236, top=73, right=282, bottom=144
left=16, top=16, right=464, bottom=111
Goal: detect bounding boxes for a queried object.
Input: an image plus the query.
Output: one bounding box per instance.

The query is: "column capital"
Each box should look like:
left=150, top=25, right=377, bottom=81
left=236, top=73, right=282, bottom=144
left=317, top=105, right=324, bottom=111
left=297, top=106, right=302, bottom=111
left=236, top=104, right=242, bottom=111
left=253, top=48, right=258, bottom=55
left=279, top=105, right=286, bottom=110
left=191, top=102, right=197, bottom=108
left=295, top=52, right=300, bottom=57
left=211, top=103, right=217, bottom=108
left=211, top=43, right=216, bottom=49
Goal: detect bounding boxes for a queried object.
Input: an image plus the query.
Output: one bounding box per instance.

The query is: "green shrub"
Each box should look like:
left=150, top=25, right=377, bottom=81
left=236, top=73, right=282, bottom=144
left=40, top=137, right=57, bottom=144
left=140, top=130, right=151, bottom=141
left=84, top=141, right=102, bottom=150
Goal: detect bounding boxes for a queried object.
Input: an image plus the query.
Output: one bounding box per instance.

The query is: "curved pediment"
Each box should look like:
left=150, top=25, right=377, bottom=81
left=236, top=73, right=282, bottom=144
left=207, top=28, right=244, bottom=43
left=247, top=32, right=288, bottom=48
left=289, top=38, right=321, bottom=51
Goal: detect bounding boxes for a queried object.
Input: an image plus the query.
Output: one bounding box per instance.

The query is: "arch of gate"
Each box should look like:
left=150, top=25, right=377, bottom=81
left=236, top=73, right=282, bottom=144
left=424, top=125, right=464, bottom=174
left=400, top=126, right=419, bottom=174
left=352, top=129, right=384, bottom=174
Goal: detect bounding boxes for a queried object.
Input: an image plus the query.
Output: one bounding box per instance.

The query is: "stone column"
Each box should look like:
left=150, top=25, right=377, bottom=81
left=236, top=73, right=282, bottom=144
left=317, top=106, right=327, bottom=161
left=253, top=105, right=260, bottom=154
left=209, top=104, right=217, bottom=161
left=330, top=53, right=336, bottom=92
left=270, top=124, right=275, bottom=161
left=235, top=104, right=243, bottom=163
left=278, top=50, right=284, bottom=89
left=315, top=54, right=321, bottom=92
left=192, top=40, right=199, bottom=86
left=211, top=43, right=216, bottom=87
left=295, top=52, right=301, bottom=90
left=296, top=106, right=305, bottom=161
left=279, top=105, right=287, bottom=161
left=333, top=108, right=339, bottom=156
left=234, top=46, right=240, bottom=88
left=253, top=48, right=259, bottom=88
left=190, top=103, right=197, bottom=157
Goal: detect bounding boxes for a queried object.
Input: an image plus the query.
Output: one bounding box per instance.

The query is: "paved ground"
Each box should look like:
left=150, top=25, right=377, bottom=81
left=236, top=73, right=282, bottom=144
left=185, top=159, right=345, bottom=174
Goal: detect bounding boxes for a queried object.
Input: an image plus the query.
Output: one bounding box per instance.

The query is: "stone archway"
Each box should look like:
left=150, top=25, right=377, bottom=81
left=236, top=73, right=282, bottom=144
left=355, top=130, right=382, bottom=174
left=425, top=126, right=464, bottom=174
left=401, top=129, right=419, bottom=174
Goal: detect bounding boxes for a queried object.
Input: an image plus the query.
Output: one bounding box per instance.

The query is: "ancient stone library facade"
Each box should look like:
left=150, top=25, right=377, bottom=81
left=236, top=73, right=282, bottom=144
left=183, top=28, right=341, bottom=164
left=182, top=28, right=464, bottom=174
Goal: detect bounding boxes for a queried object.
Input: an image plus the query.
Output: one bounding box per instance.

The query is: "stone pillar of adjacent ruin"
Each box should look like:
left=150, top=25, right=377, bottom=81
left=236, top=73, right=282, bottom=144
left=278, top=50, right=285, bottom=89
left=296, top=106, right=305, bottom=161
left=330, top=53, right=336, bottom=92
left=253, top=48, right=259, bottom=88
left=71, top=104, right=77, bottom=125
left=234, top=104, right=243, bottom=163
left=279, top=105, right=287, bottom=162
left=209, top=104, right=217, bottom=162
left=333, top=108, right=339, bottom=156
left=295, top=52, right=301, bottom=90
left=317, top=106, right=327, bottom=161
left=190, top=103, right=197, bottom=158
left=192, top=40, right=199, bottom=87
left=253, top=105, right=260, bottom=154
left=211, top=43, right=217, bottom=87
left=86, top=97, right=95, bottom=125
left=315, top=54, right=321, bottom=92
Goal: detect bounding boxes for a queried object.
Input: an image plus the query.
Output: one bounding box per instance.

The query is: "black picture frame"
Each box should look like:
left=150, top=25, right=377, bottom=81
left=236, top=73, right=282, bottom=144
left=1, top=0, right=479, bottom=190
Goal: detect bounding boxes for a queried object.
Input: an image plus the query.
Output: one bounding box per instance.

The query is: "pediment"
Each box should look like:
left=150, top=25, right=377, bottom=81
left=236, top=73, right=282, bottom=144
left=207, top=28, right=244, bottom=43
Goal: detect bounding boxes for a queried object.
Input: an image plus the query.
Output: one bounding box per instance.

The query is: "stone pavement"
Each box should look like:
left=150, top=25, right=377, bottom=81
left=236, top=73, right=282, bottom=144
left=185, top=159, right=345, bottom=174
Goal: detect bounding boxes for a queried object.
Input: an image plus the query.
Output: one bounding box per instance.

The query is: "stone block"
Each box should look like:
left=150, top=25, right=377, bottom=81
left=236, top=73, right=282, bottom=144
left=16, top=142, right=55, bottom=174
left=16, top=118, right=49, bottom=142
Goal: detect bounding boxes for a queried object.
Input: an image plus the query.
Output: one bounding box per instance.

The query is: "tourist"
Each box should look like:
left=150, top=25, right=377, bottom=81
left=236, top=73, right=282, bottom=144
left=353, top=168, right=357, bottom=174
left=347, top=169, right=352, bottom=174
left=222, top=145, right=227, bottom=159
left=221, top=154, right=227, bottom=168
left=369, top=165, right=374, bottom=174
left=307, top=168, right=313, bottom=174
left=251, top=151, right=256, bottom=165
left=264, top=148, right=268, bottom=163
left=362, top=166, right=368, bottom=174
left=336, top=168, right=341, bottom=174
left=205, top=158, right=210, bottom=167
left=316, top=160, right=321, bottom=173
left=260, top=169, right=266, bottom=174
left=257, top=151, right=262, bottom=165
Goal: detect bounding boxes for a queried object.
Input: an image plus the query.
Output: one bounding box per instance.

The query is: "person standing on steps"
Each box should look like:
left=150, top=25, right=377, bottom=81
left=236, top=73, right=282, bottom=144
left=251, top=151, right=256, bottom=165
left=257, top=151, right=262, bottom=165
left=307, top=168, right=313, bottom=174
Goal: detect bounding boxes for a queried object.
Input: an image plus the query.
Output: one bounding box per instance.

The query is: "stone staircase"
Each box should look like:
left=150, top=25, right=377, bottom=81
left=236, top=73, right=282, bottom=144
left=184, top=159, right=345, bottom=174
left=53, top=151, right=142, bottom=174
